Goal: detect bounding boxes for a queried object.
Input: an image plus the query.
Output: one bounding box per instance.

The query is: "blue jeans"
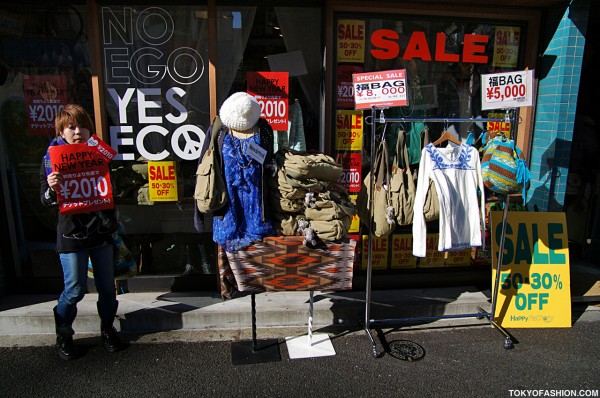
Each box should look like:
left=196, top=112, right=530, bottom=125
left=55, top=243, right=117, bottom=329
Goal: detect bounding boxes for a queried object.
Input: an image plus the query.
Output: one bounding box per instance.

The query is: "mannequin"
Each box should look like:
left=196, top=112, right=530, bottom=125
left=210, top=92, right=276, bottom=252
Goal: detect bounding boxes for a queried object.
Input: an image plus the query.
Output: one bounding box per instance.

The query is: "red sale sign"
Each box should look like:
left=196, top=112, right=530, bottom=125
left=336, top=152, right=362, bottom=193
left=22, top=75, right=69, bottom=136
left=48, top=135, right=116, bottom=215
left=247, top=71, right=289, bottom=131
left=337, top=65, right=363, bottom=108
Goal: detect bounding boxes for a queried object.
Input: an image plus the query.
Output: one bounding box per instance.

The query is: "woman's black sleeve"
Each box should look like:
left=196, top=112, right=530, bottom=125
left=40, top=161, right=57, bottom=207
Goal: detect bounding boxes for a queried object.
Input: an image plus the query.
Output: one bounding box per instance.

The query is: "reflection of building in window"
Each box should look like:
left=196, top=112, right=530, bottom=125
left=409, top=84, right=438, bottom=111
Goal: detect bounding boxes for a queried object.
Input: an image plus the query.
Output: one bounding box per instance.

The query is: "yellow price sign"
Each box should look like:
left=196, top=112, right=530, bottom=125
left=335, top=110, right=363, bottom=151
left=391, top=234, right=417, bottom=269
left=361, top=235, right=388, bottom=270
left=148, top=161, right=178, bottom=202
left=491, top=211, right=571, bottom=328
left=349, top=194, right=359, bottom=233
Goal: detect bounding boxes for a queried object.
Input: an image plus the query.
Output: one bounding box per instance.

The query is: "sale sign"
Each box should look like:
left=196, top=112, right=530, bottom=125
left=48, top=135, right=116, bottom=215
left=362, top=235, right=388, bottom=270
left=418, top=234, right=446, bottom=267
left=23, top=75, right=68, bottom=136
left=336, top=65, right=364, bottom=108
left=481, top=70, right=533, bottom=110
left=486, top=112, right=511, bottom=138
left=349, top=194, right=359, bottom=233
left=491, top=211, right=571, bottom=328
left=492, top=26, right=521, bottom=68
left=148, top=161, right=178, bottom=201
left=391, top=234, right=417, bottom=269
left=337, top=20, right=365, bottom=63
left=247, top=71, right=289, bottom=131
left=353, top=69, right=408, bottom=110
left=335, top=110, right=363, bottom=151
left=336, top=152, right=362, bottom=193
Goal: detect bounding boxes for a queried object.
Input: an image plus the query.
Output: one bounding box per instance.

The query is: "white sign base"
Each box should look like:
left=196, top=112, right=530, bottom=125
left=285, top=334, right=336, bottom=359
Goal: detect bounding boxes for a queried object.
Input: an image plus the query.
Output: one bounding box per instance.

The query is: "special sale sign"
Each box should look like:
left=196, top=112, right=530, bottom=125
left=353, top=69, right=408, bottom=110
left=247, top=71, right=289, bottom=131
left=49, top=135, right=116, bottom=215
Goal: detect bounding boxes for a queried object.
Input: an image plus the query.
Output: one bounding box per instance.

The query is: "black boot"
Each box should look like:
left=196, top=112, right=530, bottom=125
left=55, top=335, right=78, bottom=360
left=98, top=301, right=126, bottom=352
left=101, top=324, right=126, bottom=353
left=53, top=306, right=78, bottom=360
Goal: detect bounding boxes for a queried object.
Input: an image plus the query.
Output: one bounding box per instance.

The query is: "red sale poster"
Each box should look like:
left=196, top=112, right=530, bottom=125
left=22, top=75, right=68, bottom=136
left=247, top=71, right=289, bottom=131
left=336, top=65, right=363, bottom=108
left=336, top=152, right=362, bottom=193
left=48, top=135, right=116, bottom=215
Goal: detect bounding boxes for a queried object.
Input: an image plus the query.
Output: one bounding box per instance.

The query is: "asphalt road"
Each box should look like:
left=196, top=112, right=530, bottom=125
left=2, top=306, right=600, bottom=398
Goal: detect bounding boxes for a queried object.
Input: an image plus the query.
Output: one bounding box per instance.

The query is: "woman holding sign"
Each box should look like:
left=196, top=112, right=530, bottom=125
left=40, top=104, right=125, bottom=360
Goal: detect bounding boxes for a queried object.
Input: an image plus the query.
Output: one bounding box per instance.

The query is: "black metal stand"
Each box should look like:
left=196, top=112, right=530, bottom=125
left=363, top=108, right=516, bottom=357
left=231, top=292, right=281, bottom=365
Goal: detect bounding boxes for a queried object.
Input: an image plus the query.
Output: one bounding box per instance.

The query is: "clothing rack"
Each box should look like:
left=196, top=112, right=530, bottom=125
left=363, top=108, right=517, bottom=358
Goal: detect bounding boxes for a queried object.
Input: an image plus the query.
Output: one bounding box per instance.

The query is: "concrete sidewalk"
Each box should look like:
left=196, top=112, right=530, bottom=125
left=0, top=286, right=494, bottom=338
left=1, top=260, right=598, bottom=346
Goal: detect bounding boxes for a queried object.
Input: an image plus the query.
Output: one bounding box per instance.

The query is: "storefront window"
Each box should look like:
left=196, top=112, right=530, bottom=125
left=99, top=4, right=213, bottom=277
left=217, top=5, right=322, bottom=150
left=334, top=15, right=526, bottom=150
left=0, top=3, right=91, bottom=277
left=332, top=14, right=527, bottom=270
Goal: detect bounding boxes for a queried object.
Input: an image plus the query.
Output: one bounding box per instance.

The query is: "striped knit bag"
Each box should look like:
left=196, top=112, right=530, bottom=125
left=481, top=135, right=531, bottom=198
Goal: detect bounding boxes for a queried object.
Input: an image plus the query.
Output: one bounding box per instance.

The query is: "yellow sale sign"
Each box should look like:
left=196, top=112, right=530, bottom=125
left=337, top=20, right=365, bottom=63
left=390, top=234, right=417, bottom=269
left=148, top=161, right=178, bottom=202
left=335, top=110, right=363, bottom=151
left=349, top=195, right=359, bottom=233
left=361, top=235, right=388, bottom=270
left=491, top=211, right=571, bottom=327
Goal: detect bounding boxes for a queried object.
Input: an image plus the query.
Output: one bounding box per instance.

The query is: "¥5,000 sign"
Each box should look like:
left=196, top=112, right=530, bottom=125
left=491, top=211, right=571, bottom=328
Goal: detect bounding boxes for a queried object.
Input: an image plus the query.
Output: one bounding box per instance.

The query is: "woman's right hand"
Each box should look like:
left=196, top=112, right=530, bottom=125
left=47, top=171, right=62, bottom=192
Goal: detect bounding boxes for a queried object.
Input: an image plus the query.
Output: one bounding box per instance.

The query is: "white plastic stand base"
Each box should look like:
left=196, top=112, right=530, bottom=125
left=285, top=333, right=336, bottom=359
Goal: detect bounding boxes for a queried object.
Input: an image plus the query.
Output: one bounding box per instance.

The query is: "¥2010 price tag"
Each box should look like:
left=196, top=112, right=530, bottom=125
left=481, top=70, right=533, bottom=110
left=59, top=174, right=110, bottom=201
left=491, top=211, right=571, bottom=328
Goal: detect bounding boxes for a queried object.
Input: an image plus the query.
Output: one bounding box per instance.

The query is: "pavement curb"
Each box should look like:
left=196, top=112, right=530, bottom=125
left=0, top=286, right=492, bottom=336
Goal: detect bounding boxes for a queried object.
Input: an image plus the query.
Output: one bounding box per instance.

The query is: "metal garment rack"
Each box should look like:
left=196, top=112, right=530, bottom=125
left=363, top=108, right=516, bottom=357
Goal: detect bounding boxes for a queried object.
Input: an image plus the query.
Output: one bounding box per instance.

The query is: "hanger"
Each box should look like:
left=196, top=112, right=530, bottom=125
left=432, top=120, right=461, bottom=146
left=432, top=130, right=461, bottom=146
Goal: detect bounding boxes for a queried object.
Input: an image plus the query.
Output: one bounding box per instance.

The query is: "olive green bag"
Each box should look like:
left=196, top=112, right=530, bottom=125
left=356, top=139, right=396, bottom=237
left=389, top=130, right=417, bottom=226
left=276, top=149, right=343, bottom=182
left=194, top=116, right=228, bottom=213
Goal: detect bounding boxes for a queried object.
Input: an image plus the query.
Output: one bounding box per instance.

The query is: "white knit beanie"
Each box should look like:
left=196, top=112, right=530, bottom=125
left=219, top=92, right=261, bottom=131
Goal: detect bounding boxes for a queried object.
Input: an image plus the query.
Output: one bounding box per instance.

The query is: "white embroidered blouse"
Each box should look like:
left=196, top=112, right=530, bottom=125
left=412, top=143, right=486, bottom=257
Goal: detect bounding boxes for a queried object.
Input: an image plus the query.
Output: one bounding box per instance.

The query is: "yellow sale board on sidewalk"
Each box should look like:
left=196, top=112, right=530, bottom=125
left=491, top=211, right=571, bottom=327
